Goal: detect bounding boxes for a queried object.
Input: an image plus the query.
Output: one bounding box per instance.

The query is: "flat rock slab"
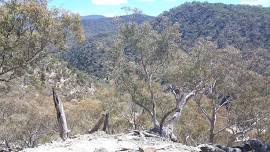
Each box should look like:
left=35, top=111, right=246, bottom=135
left=21, top=132, right=200, bottom=152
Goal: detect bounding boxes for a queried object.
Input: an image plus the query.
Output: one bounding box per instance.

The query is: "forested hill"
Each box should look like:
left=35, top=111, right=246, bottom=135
left=80, top=3, right=270, bottom=50
left=62, top=14, right=154, bottom=78
left=81, top=14, right=155, bottom=37
left=64, top=2, right=270, bottom=78
left=153, top=2, right=270, bottom=50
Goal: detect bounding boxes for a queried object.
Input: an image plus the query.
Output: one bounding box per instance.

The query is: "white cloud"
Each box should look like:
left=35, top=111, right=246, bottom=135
left=140, top=0, right=155, bottom=2
left=91, top=0, right=127, bottom=5
left=240, top=0, right=270, bottom=6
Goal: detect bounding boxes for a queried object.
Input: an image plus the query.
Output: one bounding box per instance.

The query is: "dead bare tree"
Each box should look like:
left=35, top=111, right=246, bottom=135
left=89, top=112, right=110, bottom=134
left=52, top=88, right=69, bottom=141
left=195, top=81, right=233, bottom=143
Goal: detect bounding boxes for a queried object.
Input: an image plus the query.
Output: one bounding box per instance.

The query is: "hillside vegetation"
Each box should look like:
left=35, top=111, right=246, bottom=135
left=62, top=14, right=154, bottom=78
left=0, top=1, right=269, bottom=151
left=81, top=14, right=154, bottom=37
left=154, top=2, right=270, bottom=50
left=64, top=2, right=270, bottom=78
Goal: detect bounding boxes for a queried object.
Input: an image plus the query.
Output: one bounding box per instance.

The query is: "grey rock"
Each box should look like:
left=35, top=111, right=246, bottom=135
left=198, top=144, right=225, bottom=152
left=94, top=147, right=108, bottom=152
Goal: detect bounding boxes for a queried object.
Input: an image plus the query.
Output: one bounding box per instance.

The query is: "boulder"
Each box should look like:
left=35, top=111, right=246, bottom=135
left=198, top=144, right=225, bottom=152
left=93, top=147, right=108, bottom=152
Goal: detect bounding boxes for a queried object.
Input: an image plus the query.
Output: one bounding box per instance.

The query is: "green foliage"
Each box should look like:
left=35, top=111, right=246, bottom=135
left=62, top=38, right=110, bottom=78
left=62, top=14, right=154, bottom=78
left=153, top=2, right=270, bottom=50
left=110, top=20, right=183, bottom=129
left=0, top=0, right=84, bottom=82
left=81, top=14, right=154, bottom=37
left=63, top=2, right=270, bottom=78
left=0, top=1, right=269, bottom=149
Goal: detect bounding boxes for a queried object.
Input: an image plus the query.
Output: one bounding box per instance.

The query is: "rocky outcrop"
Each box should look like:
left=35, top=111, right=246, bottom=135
left=198, top=140, right=270, bottom=152
left=19, top=132, right=270, bottom=152
left=198, top=144, right=241, bottom=152
left=0, top=142, right=22, bottom=152
left=21, top=131, right=200, bottom=152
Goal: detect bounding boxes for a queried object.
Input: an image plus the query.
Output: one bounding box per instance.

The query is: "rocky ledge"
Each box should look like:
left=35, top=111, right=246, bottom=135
left=21, top=131, right=199, bottom=152
left=20, top=131, right=270, bottom=152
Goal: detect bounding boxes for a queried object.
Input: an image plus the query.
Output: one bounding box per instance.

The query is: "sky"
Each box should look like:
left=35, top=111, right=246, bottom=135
left=48, top=0, right=270, bottom=17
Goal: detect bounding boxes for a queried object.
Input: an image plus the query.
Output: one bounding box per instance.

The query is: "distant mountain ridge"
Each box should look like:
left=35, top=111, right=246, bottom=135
left=81, top=15, right=106, bottom=20
left=81, top=3, right=270, bottom=50
left=80, top=14, right=155, bottom=37
left=64, top=2, right=270, bottom=78
left=153, top=2, right=270, bottom=50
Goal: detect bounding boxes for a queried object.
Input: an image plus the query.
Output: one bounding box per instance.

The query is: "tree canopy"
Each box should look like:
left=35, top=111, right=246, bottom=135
left=153, top=2, right=270, bottom=50
left=0, top=0, right=84, bottom=82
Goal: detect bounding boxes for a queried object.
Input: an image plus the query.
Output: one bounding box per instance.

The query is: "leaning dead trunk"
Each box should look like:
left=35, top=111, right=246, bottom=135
left=89, top=112, right=109, bottom=134
left=102, top=113, right=109, bottom=132
left=52, top=88, right=69, bottom=141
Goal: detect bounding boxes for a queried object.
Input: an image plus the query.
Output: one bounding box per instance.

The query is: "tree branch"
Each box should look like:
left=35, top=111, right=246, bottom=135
left=159, top=107, right=176, bottom=134
left=164, top=90, right=196, bottom=127
left=196, top=102, right=211, bottom=122
left=214, top=125, right=230, bottom=135
left=132, top=99, right=153, bottom=117
left=215, top=97, right=231, bottom=113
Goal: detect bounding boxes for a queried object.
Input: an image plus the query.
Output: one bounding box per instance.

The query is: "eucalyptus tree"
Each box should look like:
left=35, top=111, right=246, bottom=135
left=225, top=69, right=270, bottom=145
left=110, top=11, right=270, bottom=143
left=0, top=0, right=84, bottom=148
left=110, top=18, right=204, bottom=141
left=173, top=41, right=270, bottom=144
left=188, top=41, right=243, bottom=143
left=0, top=0, right=84, bottom=82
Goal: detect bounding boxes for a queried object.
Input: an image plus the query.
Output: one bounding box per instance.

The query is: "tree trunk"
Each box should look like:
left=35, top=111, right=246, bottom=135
left=102, top=113, right=109, bottom=133
left=209, top=100, right=217, bottom=143
left=130, top=83, right=197, bottom=142
left=159, top=90, right=196, bottom=141
left=152, top=102, right=160, bottom=129
left=148, top=74, right=159, bottom=129
left=89, top=112, right=109, bottom=134
left=209, top=120, right=215, bottom=144
left=52, top=88, right=69, bottom=141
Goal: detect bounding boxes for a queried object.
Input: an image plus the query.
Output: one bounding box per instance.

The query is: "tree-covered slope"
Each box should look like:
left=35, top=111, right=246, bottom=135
left=64, top=2, right=270, bottom=78
left=153, top=2, right=270, bottom=50
left=62, top=14, right=154, bottom=78
left=81, top=14, right=154, bottom=37
left=62, top=36, right=110, bottom=78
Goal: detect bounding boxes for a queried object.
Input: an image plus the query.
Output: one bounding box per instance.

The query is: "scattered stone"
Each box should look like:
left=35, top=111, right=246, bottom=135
left=198, top=144, right=225, bottom=152
left=243, top=139, right=270, bottom=152
left=94, top=147, right=108, bottom=152
left=198, top=139, right=270, bottom=152
left=70, top=99, right=79, bottom=103
left=139, top=147, right=157, bottom=152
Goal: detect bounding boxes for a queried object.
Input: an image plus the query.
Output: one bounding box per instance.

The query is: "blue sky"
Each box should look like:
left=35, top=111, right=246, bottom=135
left=48, top=0, right=270, bottom=17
